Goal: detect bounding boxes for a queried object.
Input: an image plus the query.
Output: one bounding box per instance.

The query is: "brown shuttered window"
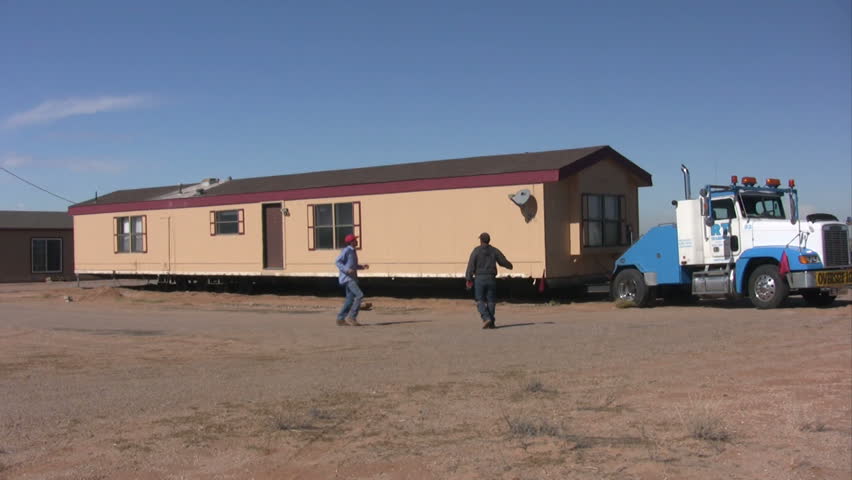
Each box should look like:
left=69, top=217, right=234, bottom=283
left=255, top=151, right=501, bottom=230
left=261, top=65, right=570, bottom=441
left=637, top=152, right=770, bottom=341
left=307, top=204, right=316, bottom=251
left=141, top=216, right=148, bottom=253
left=308, top=201, right=362, bottom=250
left=211, top=209, right=244, bottom=235
left=114, top=215, right=147, bottom=253
left=353, top=201, right=362, bottom=249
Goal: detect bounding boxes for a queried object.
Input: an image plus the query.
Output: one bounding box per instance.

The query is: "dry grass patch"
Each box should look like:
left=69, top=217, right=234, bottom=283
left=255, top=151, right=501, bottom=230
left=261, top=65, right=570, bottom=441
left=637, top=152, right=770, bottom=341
left=111, top=438, right=153, bottom=453
left=675, top=396, right=731, bottom=442
left=797, top=419, right=827, bottom=433
left=577, top=387, right=622, bottom=412
left=270, top=407, right=337, bottom=432
left=523, top=379, right=546, bottom=393
left=686, top=413, right=729, bottom=441
left=245, top=444, right=274, bottom=455
left=271, top=413, right=319, bottom=432
left=505, top=416, right=565, bottom=439
left=780, top=398, right=829, bottom=433
left=510, top=378, right=558, bottom=401
left=614, top=299, right=639, bottom=308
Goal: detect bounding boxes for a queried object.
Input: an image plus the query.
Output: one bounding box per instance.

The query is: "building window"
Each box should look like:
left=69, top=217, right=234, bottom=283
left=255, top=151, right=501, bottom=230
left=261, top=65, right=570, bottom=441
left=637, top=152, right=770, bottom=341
left=308, top=201, right=361, bottom=250
left=210, top=209, right=245, bottom=235
left=583, top=194, right=625, bottom=247
left=32, top=238, right=62, bottom=273
left=115, top=215, right=147, bottom=253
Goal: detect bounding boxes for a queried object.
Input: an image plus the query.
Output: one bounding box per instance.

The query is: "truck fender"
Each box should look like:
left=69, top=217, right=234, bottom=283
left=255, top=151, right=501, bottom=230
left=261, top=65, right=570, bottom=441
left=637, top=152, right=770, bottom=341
left=734, top=246, right=821, bottom=293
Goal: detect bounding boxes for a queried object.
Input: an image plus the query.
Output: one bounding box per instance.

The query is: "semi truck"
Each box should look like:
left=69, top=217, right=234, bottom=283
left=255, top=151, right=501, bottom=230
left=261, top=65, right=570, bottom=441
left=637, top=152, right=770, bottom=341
left=611, top=166, right=852, bottom=309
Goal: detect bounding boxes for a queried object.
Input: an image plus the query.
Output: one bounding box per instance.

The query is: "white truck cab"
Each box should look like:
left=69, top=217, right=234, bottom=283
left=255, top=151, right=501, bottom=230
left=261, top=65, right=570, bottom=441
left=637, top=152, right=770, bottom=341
left=613, top=168, right=851, bottom=309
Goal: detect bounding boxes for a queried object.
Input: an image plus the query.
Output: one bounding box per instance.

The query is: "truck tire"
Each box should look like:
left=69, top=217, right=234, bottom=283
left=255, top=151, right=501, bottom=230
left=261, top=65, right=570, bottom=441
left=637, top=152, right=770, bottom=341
left=612, top=269, right=653, bottom=307
left=748, top=264, right=788, bottom=309
left=801, top=290, right=836, bottom=307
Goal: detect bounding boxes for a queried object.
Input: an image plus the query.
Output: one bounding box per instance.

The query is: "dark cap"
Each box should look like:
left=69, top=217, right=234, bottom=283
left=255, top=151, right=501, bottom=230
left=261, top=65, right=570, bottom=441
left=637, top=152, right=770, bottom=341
left=479, top=232, right=490, bottom=243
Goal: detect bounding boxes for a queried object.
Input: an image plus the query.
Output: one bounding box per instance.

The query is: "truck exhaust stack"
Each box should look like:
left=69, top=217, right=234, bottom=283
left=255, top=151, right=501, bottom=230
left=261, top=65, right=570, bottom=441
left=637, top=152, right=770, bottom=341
left=680, top=164, right=691, bottom=199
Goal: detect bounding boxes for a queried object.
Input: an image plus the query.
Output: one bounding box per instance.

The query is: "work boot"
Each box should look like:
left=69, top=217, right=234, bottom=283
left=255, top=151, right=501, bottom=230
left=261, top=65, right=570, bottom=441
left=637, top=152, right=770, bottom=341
left=346, top=318, right=363, bottom=326
left=482, top=319, right=494, bottom=329
left=336, top=318, right=348, bottom=326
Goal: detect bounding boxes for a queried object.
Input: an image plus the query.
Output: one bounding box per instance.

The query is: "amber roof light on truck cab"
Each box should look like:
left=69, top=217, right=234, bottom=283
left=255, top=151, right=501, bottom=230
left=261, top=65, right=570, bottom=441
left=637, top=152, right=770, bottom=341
left=741, top=176, right=757, bottom=186
left=765, top=178, right=781, bottom=187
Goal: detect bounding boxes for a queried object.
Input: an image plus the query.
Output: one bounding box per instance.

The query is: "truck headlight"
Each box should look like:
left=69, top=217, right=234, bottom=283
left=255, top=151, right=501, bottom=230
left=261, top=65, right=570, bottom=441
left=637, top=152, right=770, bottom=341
left=798, top=254, right=821, bottom=264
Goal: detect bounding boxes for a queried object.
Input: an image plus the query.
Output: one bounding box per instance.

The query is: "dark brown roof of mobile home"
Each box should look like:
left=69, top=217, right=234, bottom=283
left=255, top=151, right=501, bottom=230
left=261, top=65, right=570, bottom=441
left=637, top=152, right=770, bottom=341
left=0, top=210, right=73, bottom=229
left=70, top=145, right=651, bottom=214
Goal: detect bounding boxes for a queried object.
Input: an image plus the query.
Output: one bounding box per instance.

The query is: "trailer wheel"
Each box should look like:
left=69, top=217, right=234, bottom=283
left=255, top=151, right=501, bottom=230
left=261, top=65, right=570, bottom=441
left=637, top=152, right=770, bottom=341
left=801, top=290, right=836, bottom=307
left=748, top=264, right=788, bottom=309
left=612, top=269, right=652, bottom=307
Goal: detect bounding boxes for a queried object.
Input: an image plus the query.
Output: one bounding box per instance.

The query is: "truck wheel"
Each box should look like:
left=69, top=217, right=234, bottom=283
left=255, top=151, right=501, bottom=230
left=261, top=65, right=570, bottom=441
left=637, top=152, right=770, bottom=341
left=612, top=269, right=652, bottom=307
left=802, top=290, right=836, bottom=307
left=748, top=264, right=789, bottom=309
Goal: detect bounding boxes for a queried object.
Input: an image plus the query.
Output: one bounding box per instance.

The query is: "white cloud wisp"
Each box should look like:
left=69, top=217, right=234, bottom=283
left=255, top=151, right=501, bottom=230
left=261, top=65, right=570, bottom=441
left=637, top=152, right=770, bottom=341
left=1, top=153, right=33, bottom=168
left=3, top=95, right=154, bottom=128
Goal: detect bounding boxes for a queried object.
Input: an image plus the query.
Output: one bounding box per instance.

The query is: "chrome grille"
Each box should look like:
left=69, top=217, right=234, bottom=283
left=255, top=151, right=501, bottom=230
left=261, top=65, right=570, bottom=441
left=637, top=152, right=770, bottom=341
left=822, top=225, right=850, bottom=267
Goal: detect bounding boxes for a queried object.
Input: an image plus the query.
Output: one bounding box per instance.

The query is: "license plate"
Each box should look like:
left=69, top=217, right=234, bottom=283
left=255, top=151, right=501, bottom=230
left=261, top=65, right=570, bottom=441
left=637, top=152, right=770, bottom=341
left=815, top=269, right=852, bottom=287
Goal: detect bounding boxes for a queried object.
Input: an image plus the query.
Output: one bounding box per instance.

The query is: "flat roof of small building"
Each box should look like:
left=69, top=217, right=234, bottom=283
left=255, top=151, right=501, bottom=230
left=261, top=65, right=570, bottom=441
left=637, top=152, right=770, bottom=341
left=0, top=210, right=73, bottom=229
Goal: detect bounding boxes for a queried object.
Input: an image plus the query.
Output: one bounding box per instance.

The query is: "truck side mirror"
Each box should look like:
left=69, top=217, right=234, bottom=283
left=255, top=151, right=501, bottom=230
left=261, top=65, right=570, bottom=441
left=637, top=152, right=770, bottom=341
left=700, top=193, right=714, bottom=226
left=789, top=191, right=798, bottom=224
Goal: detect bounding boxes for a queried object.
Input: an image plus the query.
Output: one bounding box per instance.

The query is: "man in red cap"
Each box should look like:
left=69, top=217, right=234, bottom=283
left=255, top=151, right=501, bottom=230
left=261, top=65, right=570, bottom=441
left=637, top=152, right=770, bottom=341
left=334, top=233, right=369, bottom=326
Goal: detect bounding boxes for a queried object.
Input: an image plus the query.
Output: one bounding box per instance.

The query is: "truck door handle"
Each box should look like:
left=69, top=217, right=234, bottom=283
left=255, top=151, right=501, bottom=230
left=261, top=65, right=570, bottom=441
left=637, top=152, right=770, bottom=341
left=731, top=235, right=739, bottom=252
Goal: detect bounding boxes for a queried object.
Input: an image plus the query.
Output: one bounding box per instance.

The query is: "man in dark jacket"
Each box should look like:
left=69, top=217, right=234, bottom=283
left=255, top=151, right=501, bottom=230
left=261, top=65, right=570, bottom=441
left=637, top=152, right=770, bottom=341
left=465, top=232, right=513, bottom=329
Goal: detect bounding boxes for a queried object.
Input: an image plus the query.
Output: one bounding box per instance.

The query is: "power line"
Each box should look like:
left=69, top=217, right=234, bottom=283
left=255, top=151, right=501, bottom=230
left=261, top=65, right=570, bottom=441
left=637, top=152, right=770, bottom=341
left=0, top=166, right=77, bottom=204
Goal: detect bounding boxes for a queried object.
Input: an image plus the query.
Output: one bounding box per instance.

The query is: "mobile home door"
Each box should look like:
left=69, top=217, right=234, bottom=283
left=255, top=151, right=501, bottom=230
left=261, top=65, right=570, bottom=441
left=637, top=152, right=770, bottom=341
left=262, top=203, right=284, bottom=269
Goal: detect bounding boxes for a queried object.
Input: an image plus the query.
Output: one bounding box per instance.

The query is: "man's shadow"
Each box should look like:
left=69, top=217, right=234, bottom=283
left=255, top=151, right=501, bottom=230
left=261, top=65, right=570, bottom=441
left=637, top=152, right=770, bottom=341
left=370, top=320, right=434, bottom=327
left=494, top=321, right=554, bottom=329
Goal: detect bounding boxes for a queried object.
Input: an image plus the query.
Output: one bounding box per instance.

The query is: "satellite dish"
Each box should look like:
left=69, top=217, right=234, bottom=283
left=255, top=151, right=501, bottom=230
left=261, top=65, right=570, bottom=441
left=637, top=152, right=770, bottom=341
left=508, top=189, right=531, bottom=206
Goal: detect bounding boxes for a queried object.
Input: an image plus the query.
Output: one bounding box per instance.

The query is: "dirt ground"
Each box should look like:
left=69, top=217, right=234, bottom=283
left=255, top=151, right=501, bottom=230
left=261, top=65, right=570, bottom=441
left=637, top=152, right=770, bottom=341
left=0, top=280, right=849, bottom=480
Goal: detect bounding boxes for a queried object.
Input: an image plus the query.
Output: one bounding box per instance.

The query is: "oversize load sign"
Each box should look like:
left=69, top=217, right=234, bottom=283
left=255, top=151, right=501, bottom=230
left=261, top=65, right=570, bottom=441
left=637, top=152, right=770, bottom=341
left=815, top=269, right=852, bottom=287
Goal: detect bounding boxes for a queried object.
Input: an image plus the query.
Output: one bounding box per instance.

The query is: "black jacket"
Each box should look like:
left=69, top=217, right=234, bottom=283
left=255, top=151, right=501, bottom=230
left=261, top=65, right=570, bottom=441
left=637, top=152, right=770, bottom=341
left=465, top=244, right=513, bottom=281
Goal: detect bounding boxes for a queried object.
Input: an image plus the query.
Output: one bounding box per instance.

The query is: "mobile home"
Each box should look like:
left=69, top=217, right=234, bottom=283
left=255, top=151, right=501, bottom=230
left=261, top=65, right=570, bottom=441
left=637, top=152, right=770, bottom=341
left=68, top=146, right=652, bottom=287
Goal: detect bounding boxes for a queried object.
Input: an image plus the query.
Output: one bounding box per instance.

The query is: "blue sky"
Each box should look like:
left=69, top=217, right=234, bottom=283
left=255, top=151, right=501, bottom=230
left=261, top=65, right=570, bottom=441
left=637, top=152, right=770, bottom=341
left=1, top=0, right=850, bottom=230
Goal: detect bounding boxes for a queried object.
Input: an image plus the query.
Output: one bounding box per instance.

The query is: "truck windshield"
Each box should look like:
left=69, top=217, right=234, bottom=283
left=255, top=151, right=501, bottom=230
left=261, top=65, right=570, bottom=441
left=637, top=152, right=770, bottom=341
left=739, top=195, right=786, bottom=219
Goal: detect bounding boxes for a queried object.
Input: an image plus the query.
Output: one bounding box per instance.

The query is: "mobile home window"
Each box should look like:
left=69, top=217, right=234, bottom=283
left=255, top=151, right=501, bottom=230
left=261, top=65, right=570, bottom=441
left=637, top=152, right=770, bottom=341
left=210, top=209, right=245, bottom=235
left=582, top=194, right=625, bottom=247
left=115, top=215, right=147, bottom=253
left=32, top=238, right=62, bottom=273
left=308, top=202, right=361, bottom=250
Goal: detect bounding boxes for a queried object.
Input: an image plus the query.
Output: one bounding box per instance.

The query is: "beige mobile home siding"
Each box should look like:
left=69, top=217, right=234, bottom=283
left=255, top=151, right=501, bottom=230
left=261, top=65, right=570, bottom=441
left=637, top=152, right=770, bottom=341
left=74, top=202, right=263, bottom=275
left=544, top=156, right=640, bottom=278
left=74, top=184, right=547, bottom=278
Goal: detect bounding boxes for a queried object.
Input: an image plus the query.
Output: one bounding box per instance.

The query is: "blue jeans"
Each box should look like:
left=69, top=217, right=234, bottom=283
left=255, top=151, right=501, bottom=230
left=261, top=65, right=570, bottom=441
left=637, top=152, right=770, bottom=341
left=337, top=280, right=364, bottom=320
left=474, top=275, right=497, bottom=322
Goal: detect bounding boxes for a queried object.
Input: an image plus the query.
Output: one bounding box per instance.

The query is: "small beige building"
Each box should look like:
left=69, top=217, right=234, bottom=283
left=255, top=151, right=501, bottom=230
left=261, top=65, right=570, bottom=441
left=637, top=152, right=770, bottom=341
left=68, top=146, right=652, bottom=286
